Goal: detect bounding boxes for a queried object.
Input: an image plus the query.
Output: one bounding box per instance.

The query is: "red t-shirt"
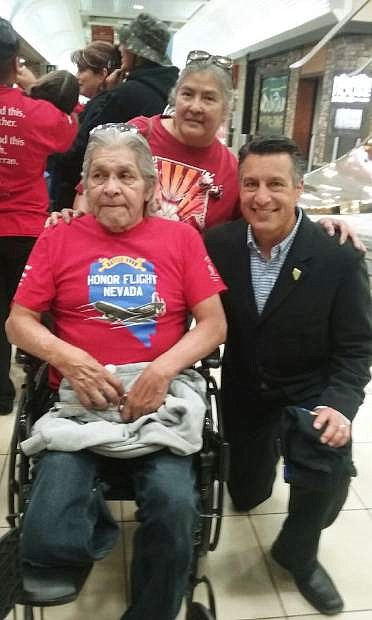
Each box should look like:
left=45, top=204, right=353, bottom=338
left=130, top=115, right=240, bottom=231
left=0, top=86, right=77, bottom=237
left=14, top=215, right=226, bottom=387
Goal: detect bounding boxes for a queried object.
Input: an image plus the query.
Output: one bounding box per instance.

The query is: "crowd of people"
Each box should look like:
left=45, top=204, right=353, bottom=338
left=1, top=11, right=372, bottom=620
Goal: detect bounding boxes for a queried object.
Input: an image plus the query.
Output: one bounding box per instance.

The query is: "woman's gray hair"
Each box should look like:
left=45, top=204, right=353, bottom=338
left=169, top=61, right=234, bottom=115
left=82, top=127, right=157, bottom=206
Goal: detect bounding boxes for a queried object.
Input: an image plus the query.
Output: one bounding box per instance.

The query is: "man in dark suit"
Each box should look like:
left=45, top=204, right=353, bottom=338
left=205, top=135, right=372, bottom=616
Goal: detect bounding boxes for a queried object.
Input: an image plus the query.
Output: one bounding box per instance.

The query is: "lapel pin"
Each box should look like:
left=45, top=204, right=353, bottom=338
left=292, top=267, right=302, bottom=281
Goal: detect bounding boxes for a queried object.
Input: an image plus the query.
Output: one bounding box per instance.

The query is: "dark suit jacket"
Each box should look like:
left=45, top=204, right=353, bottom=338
left=205, top=213, right=372, bottom=427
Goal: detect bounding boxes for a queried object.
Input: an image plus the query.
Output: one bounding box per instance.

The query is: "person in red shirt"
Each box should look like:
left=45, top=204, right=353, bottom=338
left=67, top=51, right=365, bottom=250
left=6, top=125, right=226, bottom=620
left=0, top=17, right=77, bottom=414
left=71, top=50, right=239, bottom=230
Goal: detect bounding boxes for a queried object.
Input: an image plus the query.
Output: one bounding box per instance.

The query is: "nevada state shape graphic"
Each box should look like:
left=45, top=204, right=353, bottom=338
left=81, top=255, right=166, bottom=347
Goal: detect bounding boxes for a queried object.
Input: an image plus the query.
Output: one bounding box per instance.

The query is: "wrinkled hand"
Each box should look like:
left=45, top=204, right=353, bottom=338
left=45, top=208, right=82, bottom=227
left=58, top=349, right=124, bottom=410
left=318, top=217, right=366, bottom=252
left=119, top=363, right=170, bottom=422
left=311, top=406, right=351, bottom=447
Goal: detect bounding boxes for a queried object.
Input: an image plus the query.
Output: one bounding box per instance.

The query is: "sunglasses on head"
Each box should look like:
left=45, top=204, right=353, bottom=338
left=186, top=50, right=233, bottom=72
left=89, top=122, right=139, bottom=137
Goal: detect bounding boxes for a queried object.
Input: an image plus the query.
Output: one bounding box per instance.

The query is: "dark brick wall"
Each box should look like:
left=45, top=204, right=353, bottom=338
left=247, top=34, right=372, bottom=166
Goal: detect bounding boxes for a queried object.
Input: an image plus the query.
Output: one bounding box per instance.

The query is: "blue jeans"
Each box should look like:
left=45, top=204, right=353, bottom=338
left=22, top=449, right=198, bottom=620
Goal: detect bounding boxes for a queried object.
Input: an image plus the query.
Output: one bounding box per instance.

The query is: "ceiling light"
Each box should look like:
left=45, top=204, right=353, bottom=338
left=133, top=4, right=144, bottom=9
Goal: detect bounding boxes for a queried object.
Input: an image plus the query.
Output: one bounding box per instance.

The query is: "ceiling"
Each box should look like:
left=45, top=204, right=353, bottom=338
left=1, top=0, right=211, bottom=68
left=1, top=0, right=371, bottom=70
left=79, top=0, right=210, bottom=43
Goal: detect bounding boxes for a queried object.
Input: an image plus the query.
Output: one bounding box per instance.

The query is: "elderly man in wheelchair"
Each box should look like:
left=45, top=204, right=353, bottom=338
left=5, top=125, right=227, bottom=620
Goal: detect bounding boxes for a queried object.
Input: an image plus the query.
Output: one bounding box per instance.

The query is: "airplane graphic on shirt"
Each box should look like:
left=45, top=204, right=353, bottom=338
left=79, top=255, right=165, bottom=347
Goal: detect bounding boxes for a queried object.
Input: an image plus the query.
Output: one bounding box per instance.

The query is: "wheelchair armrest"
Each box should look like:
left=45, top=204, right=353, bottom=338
left=200, top=347, right=221, bottom=370
left=17, top=562, right=93, bottom=607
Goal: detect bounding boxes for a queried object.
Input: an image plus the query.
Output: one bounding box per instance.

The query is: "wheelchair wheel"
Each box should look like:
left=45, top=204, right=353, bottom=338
left=186, top=601, right=215, bottom=619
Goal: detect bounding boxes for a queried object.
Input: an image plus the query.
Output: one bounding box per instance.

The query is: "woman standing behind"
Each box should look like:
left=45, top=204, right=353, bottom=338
left=70, top=51, right=239, bottom=230
left=54, top=41, right=121, bottom=210
left=56, top=50, right=363, bottom=248
left=130, top=51, right=240, bottom=231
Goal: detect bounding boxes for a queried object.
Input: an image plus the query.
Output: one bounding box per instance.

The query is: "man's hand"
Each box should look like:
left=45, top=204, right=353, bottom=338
left=57, top=349, right=124, bottom=410
left=119, top=363, right=170, bottom=422
left=311, top=406, right=351, bottom=447
left=318, top=217, right=366, bottom=252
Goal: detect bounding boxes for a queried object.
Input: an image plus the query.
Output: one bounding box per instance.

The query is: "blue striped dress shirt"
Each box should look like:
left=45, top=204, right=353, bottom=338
left=247, top=208, right=303, bottom=314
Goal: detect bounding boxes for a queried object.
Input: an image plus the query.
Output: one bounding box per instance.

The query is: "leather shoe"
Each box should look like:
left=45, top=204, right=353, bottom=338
left=271, top=547, right=343, bottom=615
left=296, top=563, right=344, bottom=615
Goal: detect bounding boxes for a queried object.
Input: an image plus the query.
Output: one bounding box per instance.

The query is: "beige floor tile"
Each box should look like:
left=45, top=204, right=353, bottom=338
left=252, top=510, right=372, bottom=616
left=122, top=499, right=137, bottom=522
left=249, top=471, right=289, bottom=516
left=0, top=411, right=15, bottom=455
left=123, top=516, right=286, bottom=620
left=0, top=455, right=10, bottom=527
left=223, top=491, right=248, bottom=516
left=350, top=444, right=372, bottom=508
left=290, top=613, right=372, bottom=619
left=42, top=526, right=127, bottom=620
left=194, top=515, right=285, bottom=620
left=0, top=453, right=5, bottom=480
left=352, top=394, right=372, bottom=443
left=106, top=499, right=123, bottom=522
left=10, top=352, right=26, bottom=395
left=364, top=376, right=372, bottom=394
left=344, top=485, right=365, bottom=510
left=4, top=607, right=41, bottom=620
left=223, top=468, right=289, bottom=518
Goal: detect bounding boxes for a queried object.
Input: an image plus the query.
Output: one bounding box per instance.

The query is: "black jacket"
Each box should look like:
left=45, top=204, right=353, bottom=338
left=96, top=63, right=179, bottom=124
left=205, top=214, right=372, bottom=426
left=54, top=62, right=178, bottom=210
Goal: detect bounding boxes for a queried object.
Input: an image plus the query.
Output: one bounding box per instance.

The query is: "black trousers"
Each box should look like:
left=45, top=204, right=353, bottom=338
left=0, top=236, right=36, bottom=403
left=225, top=405, right=350, bottom=574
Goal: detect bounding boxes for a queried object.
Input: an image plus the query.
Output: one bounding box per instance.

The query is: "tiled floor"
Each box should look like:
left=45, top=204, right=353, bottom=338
left=1, top=357, right=372, bottom=620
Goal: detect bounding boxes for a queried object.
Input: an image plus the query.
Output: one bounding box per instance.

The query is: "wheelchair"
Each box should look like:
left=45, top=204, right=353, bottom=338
left=2, top=351, right=229, bottom=620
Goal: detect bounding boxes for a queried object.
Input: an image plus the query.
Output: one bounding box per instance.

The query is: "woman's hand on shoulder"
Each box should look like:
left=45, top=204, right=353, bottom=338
left=318, top=216, right=366, bottom=252
left=45, top=208, right=83, bottom=228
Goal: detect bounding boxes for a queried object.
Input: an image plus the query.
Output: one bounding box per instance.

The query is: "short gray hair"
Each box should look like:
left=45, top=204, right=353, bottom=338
left=82, top=127, right=157, bottom=203
left=169, top=62, right=234, bottom=115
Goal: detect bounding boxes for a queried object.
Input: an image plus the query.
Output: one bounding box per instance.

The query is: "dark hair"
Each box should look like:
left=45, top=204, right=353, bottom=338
left=239, top=135, right=305, bottom=183
left=0, top=17, right=20, bottom=82
left=71, top=41, right=121, bottom=75
left=30, top=70, right=79, bottom=114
